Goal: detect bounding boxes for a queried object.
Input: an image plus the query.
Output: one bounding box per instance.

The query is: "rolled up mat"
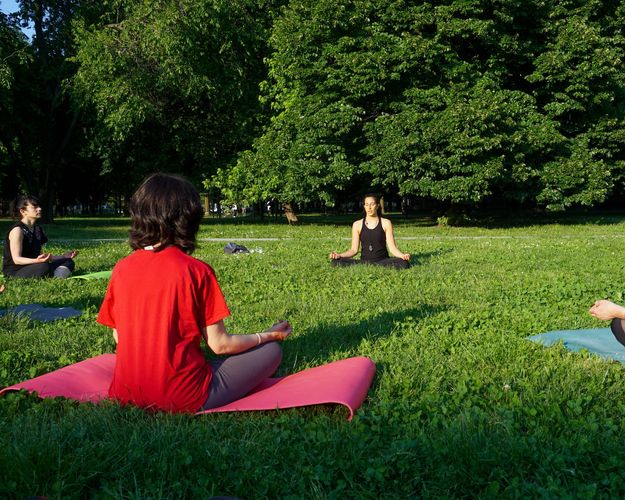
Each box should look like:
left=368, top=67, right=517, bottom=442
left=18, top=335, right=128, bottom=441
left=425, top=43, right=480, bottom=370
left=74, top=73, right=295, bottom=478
left=0, top=354, right=376, bottom=420
left=527, top=328, right=625, bottom=364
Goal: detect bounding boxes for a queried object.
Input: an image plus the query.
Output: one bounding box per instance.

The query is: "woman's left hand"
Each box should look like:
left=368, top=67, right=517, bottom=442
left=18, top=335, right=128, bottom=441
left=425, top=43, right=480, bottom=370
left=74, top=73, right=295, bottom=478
left=265, top=320, right=292, bottom=341
left=63, top=250, right=78, bottom=259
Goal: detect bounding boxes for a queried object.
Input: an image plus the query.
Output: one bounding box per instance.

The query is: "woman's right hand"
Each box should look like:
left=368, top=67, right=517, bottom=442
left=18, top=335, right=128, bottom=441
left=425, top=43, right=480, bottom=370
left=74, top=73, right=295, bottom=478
left=265, top=320, right=292, bottom=341
left=35, top=253, right=51, bottom=264
left=589, top=299, right=625, bottom=321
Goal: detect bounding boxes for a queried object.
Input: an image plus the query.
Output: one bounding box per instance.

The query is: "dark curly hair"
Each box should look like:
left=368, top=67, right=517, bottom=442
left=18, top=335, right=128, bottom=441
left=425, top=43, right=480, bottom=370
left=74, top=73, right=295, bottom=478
left=129, top=173, right=204, bottom=254
left=11, top=194, right=41, bottom=219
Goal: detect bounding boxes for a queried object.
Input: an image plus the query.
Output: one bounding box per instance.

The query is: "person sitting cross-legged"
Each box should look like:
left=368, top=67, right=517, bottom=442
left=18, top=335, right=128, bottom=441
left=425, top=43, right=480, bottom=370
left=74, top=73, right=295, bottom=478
left=97, top=173, right=291, bottom=413
left=3, top=195, right=77, bottom=279
left=329, top=193, right=410, bottom=270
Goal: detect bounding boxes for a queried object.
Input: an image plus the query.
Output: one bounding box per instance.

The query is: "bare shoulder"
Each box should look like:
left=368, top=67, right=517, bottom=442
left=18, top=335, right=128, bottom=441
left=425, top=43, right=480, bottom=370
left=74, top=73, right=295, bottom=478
left=8, top=226, right=22, bottom=240
left=352, top=219, right=363, bottom=231
left=381, top=217, right=393, bottom=230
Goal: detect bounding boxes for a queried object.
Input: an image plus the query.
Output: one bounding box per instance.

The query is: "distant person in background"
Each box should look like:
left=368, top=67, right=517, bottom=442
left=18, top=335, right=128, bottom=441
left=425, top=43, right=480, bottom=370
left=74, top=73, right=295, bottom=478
left=3, top=195, right=77, bottom=278
left=329, top=193, right=410, bottom=270
left=589, top=299, right=625, bottom=347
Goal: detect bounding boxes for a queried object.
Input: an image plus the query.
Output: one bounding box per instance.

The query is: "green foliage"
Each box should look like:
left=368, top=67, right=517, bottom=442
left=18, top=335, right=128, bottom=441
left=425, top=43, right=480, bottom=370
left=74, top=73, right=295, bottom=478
left=0, top=13, right=28, bottom=91
left=0, top=11, right=30, bottom=194
left=3, top=217, right=625, bottom=496
left=72, top=0, right=281, bottom=189
left=0, top=0, right=119, bottom=216
left=364, top=78, right=562, bottom=204
left=215, top=0, right=625, bottom=211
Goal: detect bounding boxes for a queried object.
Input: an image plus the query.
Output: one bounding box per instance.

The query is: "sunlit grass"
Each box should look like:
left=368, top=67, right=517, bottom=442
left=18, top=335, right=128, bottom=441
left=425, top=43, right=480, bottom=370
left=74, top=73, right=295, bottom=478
left=2, top=215, right=625, bottom=497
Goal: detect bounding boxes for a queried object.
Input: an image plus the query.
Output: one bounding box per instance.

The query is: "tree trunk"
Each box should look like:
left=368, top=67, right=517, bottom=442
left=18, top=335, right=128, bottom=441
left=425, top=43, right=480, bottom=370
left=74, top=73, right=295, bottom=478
left=282, top=202, right=299, bottom=225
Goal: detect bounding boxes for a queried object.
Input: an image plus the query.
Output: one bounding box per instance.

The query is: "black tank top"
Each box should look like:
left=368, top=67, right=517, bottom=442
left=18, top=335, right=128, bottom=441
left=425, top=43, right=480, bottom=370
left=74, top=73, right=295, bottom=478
left=360, top=218, right=388, bottom=261
left=3, top=221, right=48, bottom=273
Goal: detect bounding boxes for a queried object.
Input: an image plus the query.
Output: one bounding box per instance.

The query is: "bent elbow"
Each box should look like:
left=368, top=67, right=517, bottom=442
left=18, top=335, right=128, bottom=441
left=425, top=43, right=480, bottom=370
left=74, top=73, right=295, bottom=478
left=210, top=338, right=237, bottom=355
left=211, top=343, right=229, bottom=356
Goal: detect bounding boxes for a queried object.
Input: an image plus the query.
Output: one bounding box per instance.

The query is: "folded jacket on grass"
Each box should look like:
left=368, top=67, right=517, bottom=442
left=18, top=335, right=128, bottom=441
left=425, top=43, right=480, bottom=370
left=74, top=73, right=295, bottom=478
left=527, top=328, right=625, bottom=364
left=0, top=354, right=376, bottom=420
left=0, top=304, right=82, bottom=322
left=69, top=270, right=112, bottom=280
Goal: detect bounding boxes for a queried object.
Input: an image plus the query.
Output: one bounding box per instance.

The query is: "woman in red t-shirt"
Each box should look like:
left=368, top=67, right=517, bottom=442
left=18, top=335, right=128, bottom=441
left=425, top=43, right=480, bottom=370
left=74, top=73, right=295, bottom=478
left=97, top=173, right=291, bottom=413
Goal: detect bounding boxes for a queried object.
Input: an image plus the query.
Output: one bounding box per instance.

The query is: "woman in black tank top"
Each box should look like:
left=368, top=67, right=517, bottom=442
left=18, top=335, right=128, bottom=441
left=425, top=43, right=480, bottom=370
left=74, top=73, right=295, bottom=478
left=3, top=195, right=78, bottom=278
left=329, top=194, right=410, bottom=270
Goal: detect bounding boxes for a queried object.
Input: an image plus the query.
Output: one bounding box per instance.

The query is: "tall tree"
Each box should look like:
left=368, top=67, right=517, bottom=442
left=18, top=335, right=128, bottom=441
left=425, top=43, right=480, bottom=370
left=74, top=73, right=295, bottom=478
left=215, top=0, right=625, bottom=212
left=73, top=0, right=282, bottom=195
left=1, top=0, right=105, bottom=219
left=527, top=1, right=625, bottom=209
left=0, top=10, right=30, bottom=203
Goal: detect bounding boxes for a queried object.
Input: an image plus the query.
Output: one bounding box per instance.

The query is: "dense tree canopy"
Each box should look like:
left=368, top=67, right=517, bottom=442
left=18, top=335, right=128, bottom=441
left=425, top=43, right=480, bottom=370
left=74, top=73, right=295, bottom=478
left=0, top=0, right=110, bottom=218
left=72, top=0, right=281, bottom=197
left=2, top=0, right=625, bottom=215
left=0, top=11, right=29, bottom=201
left=214, top=0, right=625, bottom=211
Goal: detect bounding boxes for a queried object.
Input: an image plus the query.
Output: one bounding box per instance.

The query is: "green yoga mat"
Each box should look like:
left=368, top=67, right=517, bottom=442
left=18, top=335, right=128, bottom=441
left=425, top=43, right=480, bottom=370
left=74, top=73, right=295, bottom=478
left=527, top=328, right=625, bottom=364
left=70, top=270, right=112, bottom=280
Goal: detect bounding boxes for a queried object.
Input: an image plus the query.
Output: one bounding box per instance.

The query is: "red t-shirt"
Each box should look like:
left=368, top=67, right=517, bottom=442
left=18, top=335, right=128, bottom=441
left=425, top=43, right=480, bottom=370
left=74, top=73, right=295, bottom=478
left=97, top=246, right=230, bottom=413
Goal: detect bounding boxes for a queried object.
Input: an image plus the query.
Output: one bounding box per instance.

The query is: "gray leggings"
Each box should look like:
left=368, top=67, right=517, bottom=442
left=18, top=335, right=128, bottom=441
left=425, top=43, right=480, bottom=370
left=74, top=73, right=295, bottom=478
left=7, top=258, right=75, bottom=278
left=202, top=341, right=283, bottom=410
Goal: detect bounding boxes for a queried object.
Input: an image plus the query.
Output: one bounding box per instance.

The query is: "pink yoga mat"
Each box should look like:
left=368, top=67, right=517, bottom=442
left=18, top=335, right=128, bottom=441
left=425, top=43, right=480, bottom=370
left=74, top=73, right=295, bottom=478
left=0, top=354, right=376, bottom=420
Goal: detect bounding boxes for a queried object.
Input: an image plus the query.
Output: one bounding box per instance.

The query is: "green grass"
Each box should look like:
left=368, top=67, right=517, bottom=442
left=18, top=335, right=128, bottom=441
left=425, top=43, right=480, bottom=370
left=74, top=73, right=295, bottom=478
left=3, top=214, right=625, bottom=497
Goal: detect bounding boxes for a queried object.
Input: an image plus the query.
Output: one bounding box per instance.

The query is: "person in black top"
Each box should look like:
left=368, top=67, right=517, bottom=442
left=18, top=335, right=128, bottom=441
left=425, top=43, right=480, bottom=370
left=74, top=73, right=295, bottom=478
left=3, top=195, right=77, bottom=278
left=329, top=194, right=410, bottom=269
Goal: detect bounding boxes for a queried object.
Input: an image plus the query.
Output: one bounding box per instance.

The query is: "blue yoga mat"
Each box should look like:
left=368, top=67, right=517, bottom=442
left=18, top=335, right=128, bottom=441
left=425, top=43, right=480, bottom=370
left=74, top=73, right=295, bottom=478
left=0, top=304, right=82, bottom=322
left=528, top=328, right=625, bottom=364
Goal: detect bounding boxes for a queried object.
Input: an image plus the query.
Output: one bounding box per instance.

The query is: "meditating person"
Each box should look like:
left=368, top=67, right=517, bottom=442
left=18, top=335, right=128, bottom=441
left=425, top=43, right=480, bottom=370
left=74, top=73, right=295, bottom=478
left=589, top=299, right=625, bottom=346
left=329, top=193, right=410, bottom=270
left=3, top=195, right=77, bottom=278
left=97, top=173, right=291, bottom=413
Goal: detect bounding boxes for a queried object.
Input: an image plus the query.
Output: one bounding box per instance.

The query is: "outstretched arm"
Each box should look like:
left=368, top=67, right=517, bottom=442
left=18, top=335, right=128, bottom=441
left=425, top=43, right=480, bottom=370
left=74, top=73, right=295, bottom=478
left=383, top=219, right=410, bottom=260
left=589, top=300, right=625, bottom=321
left=202, top=319, right=292, bottom=355
left=330, top=221, right=360, bottom=259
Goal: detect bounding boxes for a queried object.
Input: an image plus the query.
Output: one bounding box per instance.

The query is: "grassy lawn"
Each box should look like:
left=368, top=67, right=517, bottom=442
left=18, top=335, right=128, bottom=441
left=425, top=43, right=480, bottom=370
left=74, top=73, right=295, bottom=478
left=2, top=213, right=625, bottom=497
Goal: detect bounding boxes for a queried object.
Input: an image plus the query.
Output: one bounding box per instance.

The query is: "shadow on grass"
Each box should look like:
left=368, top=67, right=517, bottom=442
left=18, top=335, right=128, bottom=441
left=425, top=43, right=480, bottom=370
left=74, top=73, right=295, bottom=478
left=4, top=209, right=625, bottom=236
left=433, top=209, right=625, bottom=230
left=200, top=209, right=625, bottom=230
left=287, top=304, right=446, bottom=364
left=198, top=213, right=436, bottom=228
left=410, top=248, right=452, bottom=266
